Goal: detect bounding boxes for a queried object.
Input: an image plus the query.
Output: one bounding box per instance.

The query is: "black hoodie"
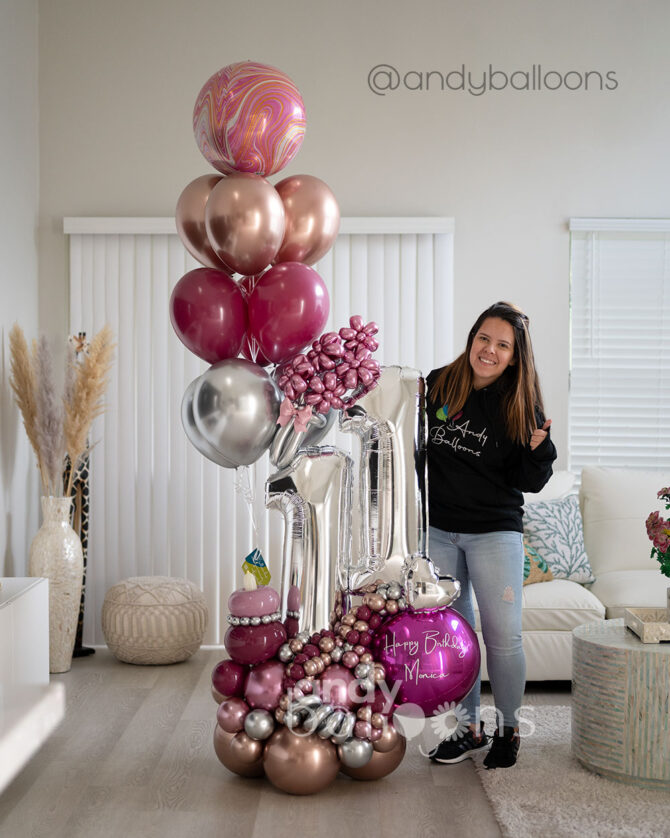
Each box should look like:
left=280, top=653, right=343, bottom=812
left=426, top=369, right=557, bottom=534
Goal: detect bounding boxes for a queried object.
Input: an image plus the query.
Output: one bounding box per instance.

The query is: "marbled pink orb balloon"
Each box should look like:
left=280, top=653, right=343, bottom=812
left=244, top=659, right=285, bottom=711
left=371, top=606, right=481, bottom=715
left=193, top=61, right=306, bottom=176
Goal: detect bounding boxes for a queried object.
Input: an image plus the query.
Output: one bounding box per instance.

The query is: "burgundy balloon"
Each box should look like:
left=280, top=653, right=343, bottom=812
left=212, top=658, right=248, bottom=699
left=224, top=622, right=287, bottom=666
left=371, top=606, right=481, bottom=715
left=247, top=262, right=330, bottom=364
left=237, top=274, right=272, bottom=366
left=244, top=659, right=285, bottom=711
left=170, top=267, right=247, bottom=364
left=217, top=697, right=249, bottom=733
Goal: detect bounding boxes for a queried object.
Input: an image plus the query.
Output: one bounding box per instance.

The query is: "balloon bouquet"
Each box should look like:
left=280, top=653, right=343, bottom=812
left=171, top=60, right=481, bottom=794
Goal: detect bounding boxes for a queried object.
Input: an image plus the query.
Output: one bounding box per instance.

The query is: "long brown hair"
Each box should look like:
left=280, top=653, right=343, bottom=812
left=429, top=301, right=545, bottom=445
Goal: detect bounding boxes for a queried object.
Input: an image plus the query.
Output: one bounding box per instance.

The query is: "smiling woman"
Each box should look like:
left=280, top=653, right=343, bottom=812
left=425, top=301, right=557, bottom=771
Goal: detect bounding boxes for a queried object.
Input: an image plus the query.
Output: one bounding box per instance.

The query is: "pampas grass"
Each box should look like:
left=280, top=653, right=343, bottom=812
left=9, top=324, right=114, bottom=497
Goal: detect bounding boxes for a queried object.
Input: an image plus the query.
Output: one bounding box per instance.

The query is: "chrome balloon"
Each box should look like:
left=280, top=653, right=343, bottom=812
left=338, top=737, right=374, bottom=768
left=340, top=366, right=439, bottom=595
left=244, top=708, right=275, bottom=741
left=269, top=408, right=337, bottom=470
left=266, top=446, right=353, bottom=634
left=181, top=378, right=238, bottom=468
left=192, top=358, right=282, bottom=467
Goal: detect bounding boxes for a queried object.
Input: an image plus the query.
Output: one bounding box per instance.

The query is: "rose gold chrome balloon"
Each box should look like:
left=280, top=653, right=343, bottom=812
left=212, top=685, right=227, bottom=704
left=372, top=723, right=400, bottom=753
left=205, top=173, right=285, bottom=276
left=274, top=174, right=340, bottom=266
left=176, top=175, right=231, bottom=271
left=340, top=734, right=406, bottom=780
left=213, top=725, right=264, bottom=778
left=262, top=726, right=339, bottom=794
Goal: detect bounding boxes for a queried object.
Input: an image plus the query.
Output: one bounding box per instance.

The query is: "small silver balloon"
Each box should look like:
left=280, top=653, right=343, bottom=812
left=297, top=631, right=312, bottom=644
left=192, top=358, right=282, bottom=468
left=354, top=663, right=372, bottom=679
left=318, top=709, right=345, bottom=739
left=331, top=711, right=356, bottom=745
left=261, top=614, right=272, bottom=624
left=278, top=643, right=294, bottom=662
left=338, top=737, right=374, bottom=768
left=244, top=708, right=275, bottom=741
left=239, top=617, right=250, bottom=626
left=303, top=703, right=334, bottom=734
left=386, top=581, right=402, bottom=600
left=250, top=616, right=261, bottom=626
left=330, top=647, right=343, bottom=663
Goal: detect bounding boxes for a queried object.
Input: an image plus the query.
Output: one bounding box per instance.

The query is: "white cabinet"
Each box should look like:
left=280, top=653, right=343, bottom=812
left=0, top=577, right=49, bottom=686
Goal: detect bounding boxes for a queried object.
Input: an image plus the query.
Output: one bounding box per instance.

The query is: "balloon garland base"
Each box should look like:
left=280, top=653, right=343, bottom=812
left=211, top=580, right=409, bottom=794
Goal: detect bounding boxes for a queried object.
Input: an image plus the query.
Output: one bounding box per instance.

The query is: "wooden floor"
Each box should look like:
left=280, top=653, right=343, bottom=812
left=0, top=649, right=570, bottom=838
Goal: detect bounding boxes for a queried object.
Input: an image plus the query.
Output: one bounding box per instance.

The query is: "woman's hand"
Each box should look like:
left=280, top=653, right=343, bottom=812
left=530, top=419, right=552, bottom=451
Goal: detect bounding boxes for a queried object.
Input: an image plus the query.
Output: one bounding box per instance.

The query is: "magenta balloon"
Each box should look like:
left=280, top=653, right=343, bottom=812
left=247, top=262, right=330, bottom=364
left=238, top=274, right=272, bottom=366
left=244, top=659, right=285, bottom=711
left=217, top=697, right=249, bottom=733
left=318, top=664, right=356, bottom=710
left=224, top=622, right=287, bottom=666
left=170, top=267, right=247, bottom=363
left=212, top=659, right=248, bottom=699
left=371, top=607, right=481, bottom=715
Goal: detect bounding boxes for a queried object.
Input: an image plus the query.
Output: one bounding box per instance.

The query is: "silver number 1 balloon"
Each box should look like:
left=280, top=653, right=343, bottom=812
left=266, top=446, right=353, bottom=635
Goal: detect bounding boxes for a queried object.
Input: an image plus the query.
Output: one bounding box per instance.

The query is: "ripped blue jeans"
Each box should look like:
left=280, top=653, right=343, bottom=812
left=429, top=525, right=526, bottom=730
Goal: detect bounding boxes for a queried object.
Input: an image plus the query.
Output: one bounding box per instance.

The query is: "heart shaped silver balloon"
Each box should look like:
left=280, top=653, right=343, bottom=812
left=192, top=358, right=282, bottom=468
left=181, top=378, right=238, bottom=468
left=269, top=408, right=337, bottom=470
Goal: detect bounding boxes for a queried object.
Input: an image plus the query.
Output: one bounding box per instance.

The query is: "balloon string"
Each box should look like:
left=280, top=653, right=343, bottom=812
left=235, top=464, right=258, bottom=542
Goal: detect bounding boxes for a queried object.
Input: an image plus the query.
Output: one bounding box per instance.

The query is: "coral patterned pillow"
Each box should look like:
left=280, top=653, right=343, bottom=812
left=523, top=495, right=595, bottom=583
left=523, top=541, right=554, bottom=586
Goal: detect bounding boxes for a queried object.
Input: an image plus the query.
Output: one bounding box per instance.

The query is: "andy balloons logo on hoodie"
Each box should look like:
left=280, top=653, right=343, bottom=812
left=432, top=404, right=488, bottom=458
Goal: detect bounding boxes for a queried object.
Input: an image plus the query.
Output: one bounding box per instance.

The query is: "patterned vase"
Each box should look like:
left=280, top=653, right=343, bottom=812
left=29, top=496, right=84, bottom=673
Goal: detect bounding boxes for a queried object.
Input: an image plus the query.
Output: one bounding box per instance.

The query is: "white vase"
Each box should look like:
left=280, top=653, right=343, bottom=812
left=29, top=496, right=84, bottom=673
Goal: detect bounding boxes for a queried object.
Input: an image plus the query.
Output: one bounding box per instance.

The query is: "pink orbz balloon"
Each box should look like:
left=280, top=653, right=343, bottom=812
left=169, top=267, right=247, bottom=363
left=371, top=607, right=481, bottom=716
left=318, top=664, right=356, bottom=710
left=217, top=697, right=250, bottom=733
left=244, top=659, right=285, bottom=711
left=247, top=262, right=330, bottom=364
left=193, top=61, right=306, bottom=177
left=212, top=659, right=248, bottom=699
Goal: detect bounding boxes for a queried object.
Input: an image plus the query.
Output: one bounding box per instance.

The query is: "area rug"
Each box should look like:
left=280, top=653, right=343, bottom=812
left=473, top=706, right=670, bottom=838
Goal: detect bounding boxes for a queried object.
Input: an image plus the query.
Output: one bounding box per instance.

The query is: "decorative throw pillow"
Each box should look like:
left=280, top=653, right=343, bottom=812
left=523, top=495, right=595, bottom=583
left=523, top=540, right=554, bottom=586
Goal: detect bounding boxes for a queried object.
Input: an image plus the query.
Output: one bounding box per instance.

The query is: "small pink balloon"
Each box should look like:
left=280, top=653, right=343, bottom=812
left=247, top=263, right=330, bottom=364
left=228, top=585, right=280, bottom=618
left=318, top=664, right=356, bottom=710
left=371, top=607, right=481, bottom=715
left=170, top=267, right=247, bottom=363
left=217, top=697, right=250, bottom=733
left=244, top=659, right=285, bottom=711
left=212, top=659, right=248, bottom=699
left=287, top=584, right=301, bottom=612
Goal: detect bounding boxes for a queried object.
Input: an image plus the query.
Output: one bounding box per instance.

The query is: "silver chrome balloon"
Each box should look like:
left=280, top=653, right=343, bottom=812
left=269, top=408, right=337, bottom=470
left=318, top=709, right=345, bottom=739
left=302, top=703, right=334, bottom=735
left=244, top=708, right=275, bottom=740
left=266, top=446, right=354, bottom=634
left=331, top=711, right=356, bottom=745
left=340, top=366, right=444, bottom=602
left=181, top=377, right=238, bottom=468
left=278, top=643, right=294, bottom=663
left=192, top=358, right=282, bottom=468
left=338, top=737, right=374, bottom=768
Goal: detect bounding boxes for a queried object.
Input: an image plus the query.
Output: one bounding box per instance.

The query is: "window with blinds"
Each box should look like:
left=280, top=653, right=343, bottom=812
left=569, top=219, right=670, bottom=472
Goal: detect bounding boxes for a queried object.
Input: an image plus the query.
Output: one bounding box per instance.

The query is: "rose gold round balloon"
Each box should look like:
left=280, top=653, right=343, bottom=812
left=217, top=697, right=249, bottom=733
left=263, top=726, right=339, bottom=794
left=274, top=174, right=340, bottom=266
left=230, top=731, right=264, bottom=764
left=176, top=175, right=231, bottom=271
left=372, top=723, right=400, bottom=753
left=213, top=724, right=264, bottom=778
left=205, top=173, right=285, bottom=276
left=340, top=734, right=406, bottom=780
left=212, top=685, right=227, bottom=704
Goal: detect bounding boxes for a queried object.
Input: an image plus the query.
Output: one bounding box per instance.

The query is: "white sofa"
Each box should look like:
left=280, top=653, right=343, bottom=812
left=473, top=466, right=669, bottom=681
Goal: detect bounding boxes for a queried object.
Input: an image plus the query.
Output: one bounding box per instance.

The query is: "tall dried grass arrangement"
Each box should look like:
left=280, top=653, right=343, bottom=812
left=8, top=325, right=46, bottom=489
left=8, top=323, right=115, bottom=497
left=63, top=324, right=114, bottom=496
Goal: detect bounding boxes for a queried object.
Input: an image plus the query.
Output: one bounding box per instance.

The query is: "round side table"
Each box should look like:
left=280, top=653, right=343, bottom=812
left=572, top=618, right=670, bottom=789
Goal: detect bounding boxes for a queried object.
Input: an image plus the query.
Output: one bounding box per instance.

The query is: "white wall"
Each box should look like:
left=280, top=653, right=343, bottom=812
left=0, top=0, right=40, bottom=575
left=37, top=0, right=670, bottom=471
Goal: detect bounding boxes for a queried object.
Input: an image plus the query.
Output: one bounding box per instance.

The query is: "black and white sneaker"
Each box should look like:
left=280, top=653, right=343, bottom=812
left=429, top=722, right=488, bottom=764
left=483, top=726, right=520, bottom=769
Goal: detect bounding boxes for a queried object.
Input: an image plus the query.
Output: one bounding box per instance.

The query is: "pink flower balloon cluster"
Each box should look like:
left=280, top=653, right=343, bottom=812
left=277, top=316, right=381, bottom=418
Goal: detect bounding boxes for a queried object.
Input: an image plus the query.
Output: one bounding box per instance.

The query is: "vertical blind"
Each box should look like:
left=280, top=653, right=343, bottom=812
left=65, top=217, right=454, bottom=646
left=569, top=219, right=670, bottom=472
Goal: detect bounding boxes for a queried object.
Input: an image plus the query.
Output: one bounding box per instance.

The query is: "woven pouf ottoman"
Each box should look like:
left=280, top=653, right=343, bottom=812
left=102, top=576, right=208, bottom=664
